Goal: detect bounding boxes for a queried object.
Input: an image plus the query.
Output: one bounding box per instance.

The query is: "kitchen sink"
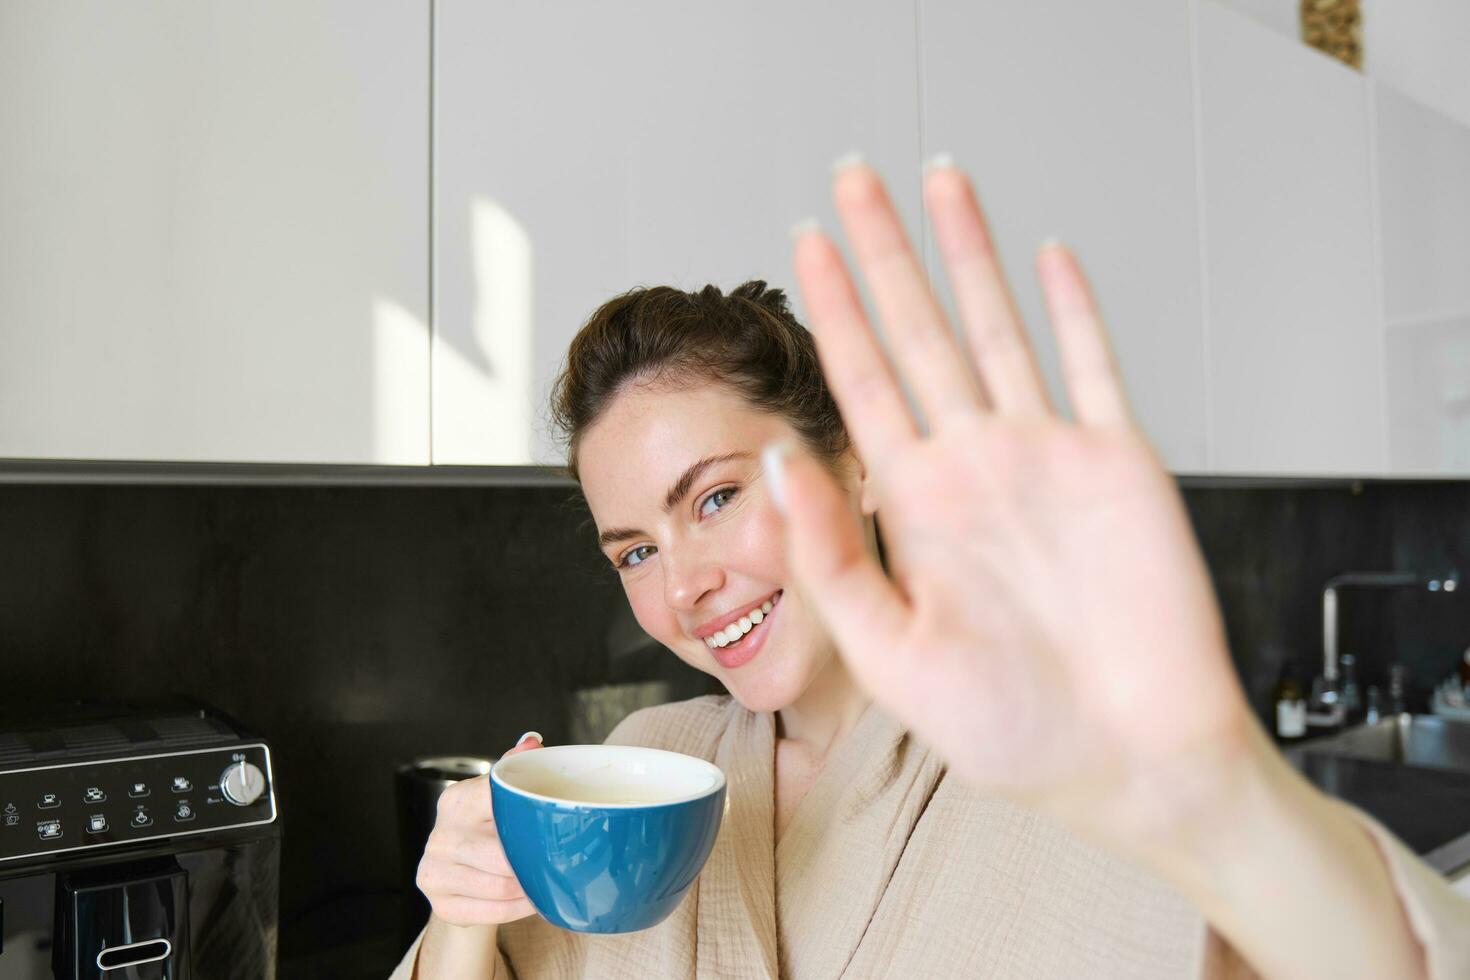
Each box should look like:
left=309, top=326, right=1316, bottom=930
left=1282, top=715, right=1470, bottom=874
left=1289, top=714, right=1470, bottom=774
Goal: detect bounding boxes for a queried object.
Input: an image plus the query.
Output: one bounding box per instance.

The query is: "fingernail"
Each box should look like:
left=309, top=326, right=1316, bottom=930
left=517, top=731, right=542, bottom=746
left=761, top=441, right=791, bottom=514
left=923, top=152, right=957, bottom=174
left=789, top=217, right=820, bottom=242
left=831, top=151, right=866, bottom=175
left=1039, top=237, right=1064, bottom=251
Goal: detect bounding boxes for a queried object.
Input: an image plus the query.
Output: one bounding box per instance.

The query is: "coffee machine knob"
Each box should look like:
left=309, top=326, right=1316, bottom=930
left=219, top=761, right=266, bottom=806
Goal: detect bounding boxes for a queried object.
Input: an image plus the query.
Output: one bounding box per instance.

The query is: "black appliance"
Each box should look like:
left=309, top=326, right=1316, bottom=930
left=0, top=700, right=279, bottom=979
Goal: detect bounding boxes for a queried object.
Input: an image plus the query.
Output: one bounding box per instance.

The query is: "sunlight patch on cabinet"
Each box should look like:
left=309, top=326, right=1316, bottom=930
left=431, top=197, right=535, bottom=465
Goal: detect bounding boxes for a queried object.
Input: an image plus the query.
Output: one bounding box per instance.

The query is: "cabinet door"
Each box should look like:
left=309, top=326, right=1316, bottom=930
left=1195, top=0, right=1384, bottom=474
left=918, top=0, right=1208, bottom=471
left=1213, top=0, right=1299, bottom=41
left=1363, top=0, right=1470, bottom=131
left=1376, top=83, right=1470, bottom=474
left=1374, top=85, right=1470, bottom=327
left=0, top=2, right=430, bottom=464
left=433, top=0, right=922, bottom=465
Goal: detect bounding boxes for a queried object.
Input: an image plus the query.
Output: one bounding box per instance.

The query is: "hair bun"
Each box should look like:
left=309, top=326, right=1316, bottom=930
left=552, top=279, right=848, bottom=481
left=729, top=280, right=793, bottom=317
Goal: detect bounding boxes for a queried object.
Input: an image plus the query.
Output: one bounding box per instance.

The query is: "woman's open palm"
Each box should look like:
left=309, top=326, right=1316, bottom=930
left=780, top=162, right=1251, bottom=844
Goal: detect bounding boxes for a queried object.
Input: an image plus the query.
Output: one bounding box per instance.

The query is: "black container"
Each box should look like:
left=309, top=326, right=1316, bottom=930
left=394, top=756, right=492, bottom=946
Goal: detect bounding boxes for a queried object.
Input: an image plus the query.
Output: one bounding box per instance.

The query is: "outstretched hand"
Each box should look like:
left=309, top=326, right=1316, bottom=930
left=774, top=160, right=1252, bottom=848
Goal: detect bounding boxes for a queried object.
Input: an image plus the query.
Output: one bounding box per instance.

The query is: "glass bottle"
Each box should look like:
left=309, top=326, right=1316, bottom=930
left=1273, top=663, right=1307, bottom=742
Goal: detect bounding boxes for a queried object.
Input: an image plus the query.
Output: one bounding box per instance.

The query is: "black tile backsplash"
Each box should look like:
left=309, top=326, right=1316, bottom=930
left=0, top=470, right=719, bottom=978
left=1182, top=479, right=1470, bottom=718
left=3, top=465, right=1470, bottom=975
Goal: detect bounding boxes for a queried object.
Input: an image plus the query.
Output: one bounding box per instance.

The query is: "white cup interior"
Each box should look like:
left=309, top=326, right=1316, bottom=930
left=493, top=745, right=725, bottom=807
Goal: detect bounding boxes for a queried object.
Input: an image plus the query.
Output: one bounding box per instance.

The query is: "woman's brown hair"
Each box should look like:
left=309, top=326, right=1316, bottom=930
left=550, top=281, right=849, bottom=481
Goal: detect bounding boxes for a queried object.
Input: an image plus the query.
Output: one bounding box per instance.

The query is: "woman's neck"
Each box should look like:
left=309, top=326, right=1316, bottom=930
left=775, top=651, right=870, bottom=757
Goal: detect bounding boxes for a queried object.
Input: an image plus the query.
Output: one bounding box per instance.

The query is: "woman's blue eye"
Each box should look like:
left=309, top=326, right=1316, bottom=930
left=699, top=486, right=738, bottom=517
left=614, top=487, right=737, bottom=569
left=618, top=544, right=656, bottom=569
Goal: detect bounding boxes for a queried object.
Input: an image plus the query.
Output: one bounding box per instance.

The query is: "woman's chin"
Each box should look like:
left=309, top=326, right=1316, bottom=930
left=721, top=667, right=806, bottom=715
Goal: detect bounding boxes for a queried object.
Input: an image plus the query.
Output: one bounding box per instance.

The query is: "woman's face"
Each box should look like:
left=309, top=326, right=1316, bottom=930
left=577, top=380, right=872, bottom=713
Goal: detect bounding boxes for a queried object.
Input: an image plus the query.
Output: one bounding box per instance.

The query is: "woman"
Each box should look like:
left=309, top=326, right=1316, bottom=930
left=395, top=161, right=1468, bottom=979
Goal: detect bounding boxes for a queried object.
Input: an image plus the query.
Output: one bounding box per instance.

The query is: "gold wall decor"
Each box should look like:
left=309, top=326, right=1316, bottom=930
left=1300, top=0, right=1363, bottom=70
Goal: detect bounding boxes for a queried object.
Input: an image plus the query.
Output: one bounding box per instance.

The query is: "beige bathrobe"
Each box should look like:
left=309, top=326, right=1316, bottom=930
left=391, top=695, right=1470, bottom=979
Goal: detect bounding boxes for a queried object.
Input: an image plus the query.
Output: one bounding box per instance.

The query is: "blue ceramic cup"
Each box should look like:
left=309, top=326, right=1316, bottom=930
left=490, top=744, right=727, bottom=933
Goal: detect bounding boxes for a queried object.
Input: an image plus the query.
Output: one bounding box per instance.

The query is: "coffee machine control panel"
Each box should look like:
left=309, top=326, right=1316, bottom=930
left=0, top=743, right=276, bottom=864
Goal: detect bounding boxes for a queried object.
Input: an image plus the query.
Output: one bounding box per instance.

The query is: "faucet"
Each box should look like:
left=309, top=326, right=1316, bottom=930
left=1322, top=571, right=1459, bottom=683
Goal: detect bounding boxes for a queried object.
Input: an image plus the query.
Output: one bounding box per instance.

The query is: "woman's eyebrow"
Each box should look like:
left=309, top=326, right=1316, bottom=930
left=596, top=451, right=753, bottom=550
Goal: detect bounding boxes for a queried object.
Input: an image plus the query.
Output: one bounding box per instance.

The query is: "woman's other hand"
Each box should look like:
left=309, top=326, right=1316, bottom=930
left=415, top=732, right=542, bottom=927
left=777, top=159, right=1249, bottom=848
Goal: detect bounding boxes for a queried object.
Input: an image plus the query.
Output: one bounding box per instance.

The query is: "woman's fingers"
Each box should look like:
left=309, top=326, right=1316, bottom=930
left=765, top=443, right=910, bottom=695
left=447, top=833, right=516, bottom=877
left=503, top=732, right=542, bottom=758
left=829, top=161, right=985, bottom=427
left=1035, top=243, right=1132, bottom=429
left=793, top=227, right=919, bottom=465
left=924, top=163, right=1052, bottom=418
left=431, top=895, right=536, bottom=927
left=425, top=863, right=524, bottom=901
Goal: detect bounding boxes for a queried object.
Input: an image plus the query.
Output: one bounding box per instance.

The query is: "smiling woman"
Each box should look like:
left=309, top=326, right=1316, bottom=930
left=397, top=164, right=1469, bottom=980
left=398, top=277, right=1209, bottom=980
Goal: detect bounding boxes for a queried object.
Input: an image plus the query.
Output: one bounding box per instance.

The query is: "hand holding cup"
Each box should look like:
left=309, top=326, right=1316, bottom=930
left=415, top=732, right=544, bottom=927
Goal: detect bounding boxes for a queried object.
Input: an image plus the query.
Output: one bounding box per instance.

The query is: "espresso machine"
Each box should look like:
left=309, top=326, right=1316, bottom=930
left=0, top=699, right=280, bottom=979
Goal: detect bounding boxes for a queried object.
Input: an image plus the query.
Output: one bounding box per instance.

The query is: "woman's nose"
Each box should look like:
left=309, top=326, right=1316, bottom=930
left=662, top=550, right=723, bottom=611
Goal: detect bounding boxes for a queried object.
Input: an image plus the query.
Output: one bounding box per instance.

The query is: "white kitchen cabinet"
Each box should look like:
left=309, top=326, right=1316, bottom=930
left=432, top=0, right=922, bottom=465
left=1376, top=82, right=1470, bottom=476
left=0, top=2, right=430, bottom=464
left=1386, top=316, right=1470, bottom=474
left=917, top=0, right=1208, bottom=471
left=1195, top=0, right=1385, bottom=474
left=1363, top=0, right=1470, bottom=132
left=1373, top=84, right=1470, bottom=326
left=1216, top=0, right=1298, bottom=40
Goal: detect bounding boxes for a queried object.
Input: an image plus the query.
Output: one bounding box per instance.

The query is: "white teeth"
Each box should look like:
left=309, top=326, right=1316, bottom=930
left=703, top=595, right=780, bottom=652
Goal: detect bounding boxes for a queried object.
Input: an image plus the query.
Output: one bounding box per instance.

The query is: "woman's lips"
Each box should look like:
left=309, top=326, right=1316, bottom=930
left=708, top=594, right=779, bottom=670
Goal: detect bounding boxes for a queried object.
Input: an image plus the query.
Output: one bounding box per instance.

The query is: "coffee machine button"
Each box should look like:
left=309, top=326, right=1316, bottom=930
left=83, top=787, right=106, bottom=804
left=171, top=777, right=192, bottom=793
left=37, top=820, right=62, bottom=840
left=38, top=793, right=60, bottom=809
left=128, top=782, right=150, bottom=798
left=219, top=762, right=265, bottom=806
left=86, top=814, right=108, bottom=834
left=131, top=809, right=153, bottom=828
left=174, top=803, right=195, bottom=822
